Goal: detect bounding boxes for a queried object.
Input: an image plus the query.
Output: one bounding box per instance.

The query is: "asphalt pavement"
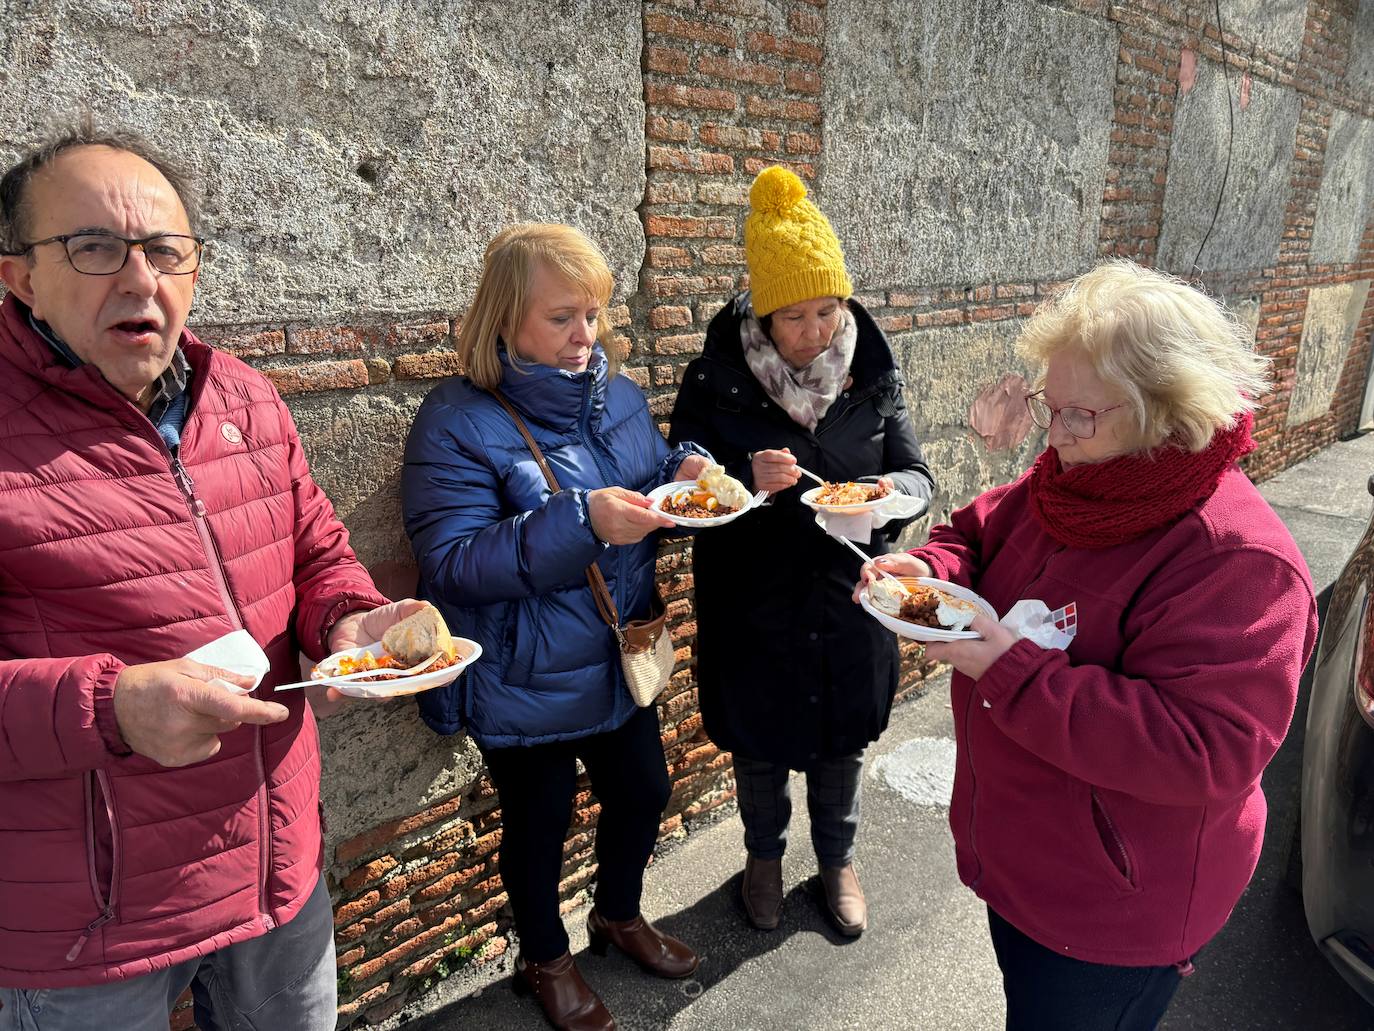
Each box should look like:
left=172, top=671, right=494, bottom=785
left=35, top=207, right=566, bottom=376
left=398, top=430, right=1374, bottom=1031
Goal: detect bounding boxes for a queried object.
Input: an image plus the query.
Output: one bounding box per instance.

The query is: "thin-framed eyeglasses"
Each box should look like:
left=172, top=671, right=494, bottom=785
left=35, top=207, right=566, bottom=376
left=14, top=231, right=204, bottom=276
left=1025, top=389, right=1125, bottom=440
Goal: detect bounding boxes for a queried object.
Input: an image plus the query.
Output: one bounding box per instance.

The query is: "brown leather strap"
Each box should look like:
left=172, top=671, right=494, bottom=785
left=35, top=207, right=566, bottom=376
left=489, top=388, right=562, bottom=491
left=489, top=388, right=622, bottom=631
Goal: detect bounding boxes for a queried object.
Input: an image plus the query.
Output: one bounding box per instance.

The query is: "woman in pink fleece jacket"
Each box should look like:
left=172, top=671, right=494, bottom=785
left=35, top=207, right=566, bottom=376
left=860, top=260, right=1317, bottom=1031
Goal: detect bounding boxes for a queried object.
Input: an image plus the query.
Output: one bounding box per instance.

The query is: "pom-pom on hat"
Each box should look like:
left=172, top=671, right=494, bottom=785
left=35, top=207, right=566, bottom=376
left=743, top=165, right=853, bottom=317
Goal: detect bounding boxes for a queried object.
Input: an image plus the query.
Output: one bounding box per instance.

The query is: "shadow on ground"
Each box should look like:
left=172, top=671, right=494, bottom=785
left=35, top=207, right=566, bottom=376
left=406, top=871, right=865, bottom=1030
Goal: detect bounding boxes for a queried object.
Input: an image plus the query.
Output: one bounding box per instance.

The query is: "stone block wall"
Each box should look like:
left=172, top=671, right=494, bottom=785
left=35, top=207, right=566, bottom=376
left=2, top=0, right=1373, bottom=1026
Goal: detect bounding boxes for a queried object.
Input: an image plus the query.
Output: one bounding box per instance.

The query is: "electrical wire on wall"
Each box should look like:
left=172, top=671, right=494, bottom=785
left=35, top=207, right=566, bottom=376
left=1191, top=0, right=1236, bottom=276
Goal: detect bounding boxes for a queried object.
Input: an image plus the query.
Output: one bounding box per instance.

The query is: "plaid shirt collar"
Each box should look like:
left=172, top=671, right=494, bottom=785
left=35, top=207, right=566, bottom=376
left=28, top=308, right=191, bottom=424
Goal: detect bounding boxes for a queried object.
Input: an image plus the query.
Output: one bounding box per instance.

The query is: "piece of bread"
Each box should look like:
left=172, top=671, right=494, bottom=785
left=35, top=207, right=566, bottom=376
left=382, top=606, right=456, bottom=666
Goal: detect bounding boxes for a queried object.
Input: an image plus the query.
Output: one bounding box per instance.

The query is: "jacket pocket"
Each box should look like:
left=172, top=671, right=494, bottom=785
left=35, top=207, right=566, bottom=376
left=1084, top=786, right=1139, bottom=894
left=70, top=771, right=120, bottom=962
left=503, top=596, right=543, bottom=686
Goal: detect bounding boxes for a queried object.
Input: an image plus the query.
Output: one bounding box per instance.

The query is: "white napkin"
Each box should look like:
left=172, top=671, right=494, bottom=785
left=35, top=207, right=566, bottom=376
left=814, top=492, right=928, bottom=544
left=184, top=630, right=271, bottom=695
left=998, top=600, right=1078, bottom=651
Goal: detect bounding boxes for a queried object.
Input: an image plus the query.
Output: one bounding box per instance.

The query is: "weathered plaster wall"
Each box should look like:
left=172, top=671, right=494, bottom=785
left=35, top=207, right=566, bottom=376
left=1287, top=280, right=1373, bottom=426
left=819, top=0, right=1116, bottom=288
left=891, top=319, right=1044, bottom=528
left=318, top=698, right=486, bottom=867
left=1224, top=0, right=1309, bottom=59
left=1312, top=110, right=1374, bottom=267
left=1348, top=0, right=1374, bottom=96
left=1157, top=56, right=1302, bottom=274
left=0, top=0, right=646, bottom=325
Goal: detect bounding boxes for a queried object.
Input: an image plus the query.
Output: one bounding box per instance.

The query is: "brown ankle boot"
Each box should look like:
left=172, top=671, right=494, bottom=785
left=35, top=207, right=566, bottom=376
left=818, top=863, right=867, bottom=937
left=586, top=909, right=699, bottom=978
left=742, top=855, right=783, bottom=930
left=512, top=951, right=615, bottom=1030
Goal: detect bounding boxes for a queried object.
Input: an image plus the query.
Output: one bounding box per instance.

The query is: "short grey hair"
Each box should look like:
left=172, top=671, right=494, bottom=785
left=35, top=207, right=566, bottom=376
left=0, top=118, right=201, bottom=254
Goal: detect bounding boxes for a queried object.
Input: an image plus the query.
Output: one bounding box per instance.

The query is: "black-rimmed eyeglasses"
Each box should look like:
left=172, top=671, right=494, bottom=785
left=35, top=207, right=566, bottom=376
left=14, top=231, right=204, bottom=276
left=1025, top=390, right=1125, bottom=440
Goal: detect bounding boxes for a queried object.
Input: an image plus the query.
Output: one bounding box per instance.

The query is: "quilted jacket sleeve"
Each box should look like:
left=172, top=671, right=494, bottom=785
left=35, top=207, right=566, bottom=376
left=402, top=397, right=607, bottom=607
left=0, top=655, right=129, bottom=780
left=276, top=397, right=390, bottom=660
left=909, top=481, right=1021, bottom=587
left=667, top=358, right=754, bottom=491
left=604, top=375, right=708, bottom=494
left=881, top=388, right=936, bottom=504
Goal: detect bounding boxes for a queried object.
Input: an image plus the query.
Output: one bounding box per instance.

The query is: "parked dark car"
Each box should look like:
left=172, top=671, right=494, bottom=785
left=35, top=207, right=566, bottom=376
left=1300, top=471, right=1374, bottom=1004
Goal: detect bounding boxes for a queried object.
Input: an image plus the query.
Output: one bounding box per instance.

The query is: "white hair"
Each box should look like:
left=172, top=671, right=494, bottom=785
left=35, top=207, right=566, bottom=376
left=1018, top=260, right=1271, bottom=451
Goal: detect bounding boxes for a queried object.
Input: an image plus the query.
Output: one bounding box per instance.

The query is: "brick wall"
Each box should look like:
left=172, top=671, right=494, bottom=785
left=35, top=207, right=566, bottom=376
left=155, top=1, right=1374, bottom=1026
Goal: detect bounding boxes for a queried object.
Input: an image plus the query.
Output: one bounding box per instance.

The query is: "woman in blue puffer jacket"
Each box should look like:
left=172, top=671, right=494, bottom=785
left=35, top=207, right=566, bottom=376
left=402, top=224, right=707, bottom=1031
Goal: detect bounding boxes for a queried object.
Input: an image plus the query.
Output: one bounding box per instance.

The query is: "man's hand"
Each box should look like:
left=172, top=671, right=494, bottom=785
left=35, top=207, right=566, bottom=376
left=113, top=659, right=289, bottom=768
left=852, top=552, right=935, bottom=602
left=751, top=448, right=800, bottom=493
left=327, top=598, right=431, bottom=654
left=313, top=598, right=433, bottom=717
left=588, top=486, right=674, bottom=544
left=673, top=454, right=711, bottom=482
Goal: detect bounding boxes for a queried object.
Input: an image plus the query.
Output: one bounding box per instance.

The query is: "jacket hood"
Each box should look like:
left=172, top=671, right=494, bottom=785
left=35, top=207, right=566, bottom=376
left=497, top=342, right=610, bottom=434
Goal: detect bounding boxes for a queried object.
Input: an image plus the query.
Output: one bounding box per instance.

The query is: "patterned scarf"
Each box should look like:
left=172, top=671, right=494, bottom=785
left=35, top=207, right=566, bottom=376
left=738, top=293, right=858, bottom=432
left=1026, top=411, right=1257, bottom=549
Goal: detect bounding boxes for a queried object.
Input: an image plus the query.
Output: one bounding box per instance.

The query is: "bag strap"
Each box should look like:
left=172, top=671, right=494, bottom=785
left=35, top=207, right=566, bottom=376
left=488, top=388, right=622, bottom=632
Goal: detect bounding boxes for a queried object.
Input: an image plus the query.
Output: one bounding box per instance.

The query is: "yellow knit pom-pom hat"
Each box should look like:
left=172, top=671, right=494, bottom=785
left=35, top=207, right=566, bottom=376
left=743, top=165, right=853, bottom=317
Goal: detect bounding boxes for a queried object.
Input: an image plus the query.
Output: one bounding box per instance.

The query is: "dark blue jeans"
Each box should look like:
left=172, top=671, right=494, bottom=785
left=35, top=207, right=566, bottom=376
left=988, top=908, right=1184, bottom=1031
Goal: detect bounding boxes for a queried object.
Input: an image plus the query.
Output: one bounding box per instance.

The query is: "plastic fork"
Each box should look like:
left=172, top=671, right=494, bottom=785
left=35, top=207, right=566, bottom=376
left=830, top=533, right=910, bottom=595
left=273, top=650, right=447, bottom=692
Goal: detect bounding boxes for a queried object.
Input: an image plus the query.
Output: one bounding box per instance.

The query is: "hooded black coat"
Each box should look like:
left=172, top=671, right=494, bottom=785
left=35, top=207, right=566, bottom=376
left=668, top=297, right=935, bottom=769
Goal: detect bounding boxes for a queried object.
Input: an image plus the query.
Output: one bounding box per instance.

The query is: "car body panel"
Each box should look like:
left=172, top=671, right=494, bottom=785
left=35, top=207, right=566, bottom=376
left=1301, top=475, right=1374, bottom=1005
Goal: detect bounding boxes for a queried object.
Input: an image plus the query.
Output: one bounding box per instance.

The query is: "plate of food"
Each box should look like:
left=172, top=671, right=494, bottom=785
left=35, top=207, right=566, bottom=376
left=859, top=576, right=997, bottom=641
left=801, top=480, right=893, bottom=514
left=304, top=606, right=482, bottom=699
left=648, top=464, right=766, bottom=528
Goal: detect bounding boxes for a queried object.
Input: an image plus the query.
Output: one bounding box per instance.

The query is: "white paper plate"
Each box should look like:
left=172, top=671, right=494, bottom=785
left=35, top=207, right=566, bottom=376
left=307, top=638, right=482, bottom=699
left=859, top=577, right=997, bottom=642
left=647, top=482, right=767, bottom=528
left=801, top=484, right=894, bottom=514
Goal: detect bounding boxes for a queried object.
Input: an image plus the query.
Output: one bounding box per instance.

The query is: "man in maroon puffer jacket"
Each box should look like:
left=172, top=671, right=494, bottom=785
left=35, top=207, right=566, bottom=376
left=0, top=128, right=420, bottom=1029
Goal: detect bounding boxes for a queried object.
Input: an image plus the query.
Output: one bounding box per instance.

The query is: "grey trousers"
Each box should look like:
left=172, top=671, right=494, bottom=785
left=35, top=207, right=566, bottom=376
left=733, top=751, right=865, bottom=868
left=1, top=874, right=336, bottom=1031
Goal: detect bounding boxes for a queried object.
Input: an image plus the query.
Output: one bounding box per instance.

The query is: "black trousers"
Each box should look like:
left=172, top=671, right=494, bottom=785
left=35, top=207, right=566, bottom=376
left=480, top=705, right=671, bottom=963
left=988, top=908, right=1184, bottom=1031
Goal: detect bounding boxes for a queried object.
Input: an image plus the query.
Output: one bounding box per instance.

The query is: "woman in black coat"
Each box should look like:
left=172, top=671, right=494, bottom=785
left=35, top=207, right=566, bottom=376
left=668, top=167, right=934, bottom=937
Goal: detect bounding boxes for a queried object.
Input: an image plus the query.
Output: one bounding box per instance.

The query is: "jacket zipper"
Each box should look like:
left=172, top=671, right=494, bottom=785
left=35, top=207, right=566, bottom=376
left=963, top=686, right=985, bottom=889
left=170, top=455, right=276, bottom=932
left=577, top=378, right=624, bottom=623
left=1091, top=788, right=1133, bottom=885
left=69, top=771, right=120, bottom=962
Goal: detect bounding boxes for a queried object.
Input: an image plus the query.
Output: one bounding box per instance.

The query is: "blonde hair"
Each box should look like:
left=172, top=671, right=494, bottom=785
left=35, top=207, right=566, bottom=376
left=1017, top=260, right=1271, bottom=451
left=457, top=223, right=616, bottom=390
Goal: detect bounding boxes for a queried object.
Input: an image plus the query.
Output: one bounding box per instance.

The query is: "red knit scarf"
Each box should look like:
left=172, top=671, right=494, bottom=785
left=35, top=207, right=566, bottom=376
left=1026, top=411, right=1256, bottom=549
